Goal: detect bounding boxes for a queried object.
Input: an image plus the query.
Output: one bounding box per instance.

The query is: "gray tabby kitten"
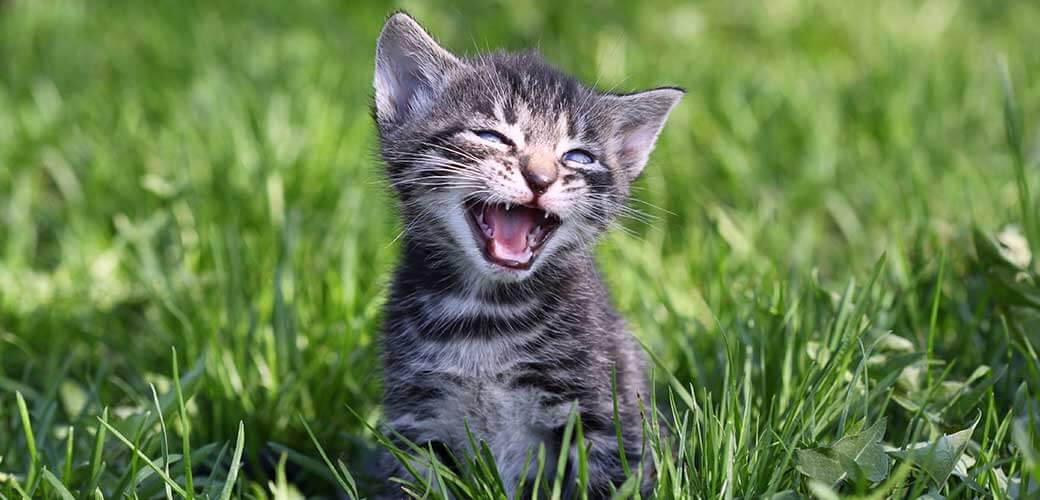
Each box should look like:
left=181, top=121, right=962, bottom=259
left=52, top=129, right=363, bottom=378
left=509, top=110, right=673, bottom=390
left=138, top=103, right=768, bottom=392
left=373, top=12, right=682, bottom=498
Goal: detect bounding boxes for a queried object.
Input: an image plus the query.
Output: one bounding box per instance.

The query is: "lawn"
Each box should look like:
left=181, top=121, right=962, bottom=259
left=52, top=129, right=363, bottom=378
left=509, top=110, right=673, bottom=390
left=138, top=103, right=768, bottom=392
left=2, top=0, right=1039, bottom=498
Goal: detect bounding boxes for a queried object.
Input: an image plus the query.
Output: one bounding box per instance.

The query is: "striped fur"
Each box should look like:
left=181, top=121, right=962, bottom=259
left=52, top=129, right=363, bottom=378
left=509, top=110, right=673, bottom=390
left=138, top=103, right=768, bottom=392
left=372, top=12, right=682, bottom=498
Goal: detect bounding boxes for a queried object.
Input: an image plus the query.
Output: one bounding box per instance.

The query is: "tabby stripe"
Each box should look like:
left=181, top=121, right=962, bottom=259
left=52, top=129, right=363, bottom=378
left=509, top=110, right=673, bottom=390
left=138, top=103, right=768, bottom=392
left=416, top=306, right=554, bottom=341
left=421, top=292, right=540, bottom=320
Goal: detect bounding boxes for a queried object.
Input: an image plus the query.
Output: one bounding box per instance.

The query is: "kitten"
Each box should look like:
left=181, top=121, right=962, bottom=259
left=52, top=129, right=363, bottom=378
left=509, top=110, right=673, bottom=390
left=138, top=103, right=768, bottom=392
left=373, top=12, right=682, bottom=498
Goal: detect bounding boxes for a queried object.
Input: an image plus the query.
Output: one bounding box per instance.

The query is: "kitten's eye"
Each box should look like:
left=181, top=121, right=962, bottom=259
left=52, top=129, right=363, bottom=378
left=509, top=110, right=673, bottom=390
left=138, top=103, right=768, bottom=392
left=562, top=149, right=595, bottom=165
left=474, top=130, right=509, bottom=145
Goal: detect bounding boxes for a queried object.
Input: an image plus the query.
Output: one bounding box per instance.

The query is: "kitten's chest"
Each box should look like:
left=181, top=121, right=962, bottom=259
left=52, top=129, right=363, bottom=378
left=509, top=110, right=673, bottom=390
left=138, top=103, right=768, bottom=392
left=401, top=321, right=575, bottom=435
left=436, top=368, right=567, bottom=435
left=431, top=370, right=568, bottom=481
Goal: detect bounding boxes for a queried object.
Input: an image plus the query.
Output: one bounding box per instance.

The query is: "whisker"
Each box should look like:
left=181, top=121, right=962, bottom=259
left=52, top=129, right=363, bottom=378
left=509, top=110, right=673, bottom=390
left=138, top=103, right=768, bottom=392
left=417, top=141, right=485, bottom=164
left=625, top=196, right=676, bottom=217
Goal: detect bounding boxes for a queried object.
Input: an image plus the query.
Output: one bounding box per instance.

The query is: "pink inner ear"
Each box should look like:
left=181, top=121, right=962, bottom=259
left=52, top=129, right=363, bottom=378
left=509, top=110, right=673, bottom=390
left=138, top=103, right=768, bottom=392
left=373, top=13, right=462, bottom=127
left=626, top=128, right=655, bottom=153
left=605, top=88, right=683, bottom=177
left=620, top=125, right=658, bottom=165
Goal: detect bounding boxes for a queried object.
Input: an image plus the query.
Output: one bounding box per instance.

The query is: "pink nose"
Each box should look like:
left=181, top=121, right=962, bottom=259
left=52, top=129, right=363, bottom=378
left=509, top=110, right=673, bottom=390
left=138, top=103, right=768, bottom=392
left=522, top=152, right=559, bottom=195
left=523, top=168, right=556, bottom=194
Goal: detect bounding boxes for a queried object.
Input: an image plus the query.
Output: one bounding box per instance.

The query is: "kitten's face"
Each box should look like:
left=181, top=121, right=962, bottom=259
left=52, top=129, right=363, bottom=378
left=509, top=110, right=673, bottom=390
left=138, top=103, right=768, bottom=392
left=374, top=13, right=682, bottom=282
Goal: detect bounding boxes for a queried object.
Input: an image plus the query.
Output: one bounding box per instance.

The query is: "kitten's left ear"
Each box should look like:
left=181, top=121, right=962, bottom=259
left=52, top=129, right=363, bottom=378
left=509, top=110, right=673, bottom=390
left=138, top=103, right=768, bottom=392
left=603, top=87, right=684, bottom=180
left=374, top=12, right=463, bottom=130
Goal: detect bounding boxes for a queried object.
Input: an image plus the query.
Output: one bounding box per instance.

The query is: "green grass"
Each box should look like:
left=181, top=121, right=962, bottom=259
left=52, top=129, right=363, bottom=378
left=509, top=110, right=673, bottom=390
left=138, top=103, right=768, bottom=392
left=1, top=0, right=1039, bottom=497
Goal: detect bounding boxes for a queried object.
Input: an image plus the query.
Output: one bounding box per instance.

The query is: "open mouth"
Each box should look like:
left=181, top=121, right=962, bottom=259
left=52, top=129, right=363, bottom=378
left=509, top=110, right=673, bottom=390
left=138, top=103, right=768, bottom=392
left=465, top=201, right=562, bottom=270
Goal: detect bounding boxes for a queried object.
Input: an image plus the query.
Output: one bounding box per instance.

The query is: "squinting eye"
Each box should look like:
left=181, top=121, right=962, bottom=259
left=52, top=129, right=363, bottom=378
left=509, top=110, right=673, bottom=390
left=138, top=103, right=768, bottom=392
left=562, top=149, right=595, bottom=164
left=474, top=130, right=509, bottom=145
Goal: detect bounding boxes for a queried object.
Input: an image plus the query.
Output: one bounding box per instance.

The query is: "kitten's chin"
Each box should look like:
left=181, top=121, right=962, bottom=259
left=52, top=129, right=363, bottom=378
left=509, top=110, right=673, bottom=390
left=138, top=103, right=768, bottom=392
left=463, top=200, right=561, bottom=275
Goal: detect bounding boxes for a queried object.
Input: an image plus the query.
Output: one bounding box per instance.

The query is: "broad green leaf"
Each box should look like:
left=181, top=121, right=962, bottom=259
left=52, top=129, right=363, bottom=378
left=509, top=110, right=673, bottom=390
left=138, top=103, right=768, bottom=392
left=950, top=453, right=975, bottom=479
left=974, top=227, right=1022, bottom=271
left=796, top=418, right=889, bottom=485
left=796, top=448, right=845, bottom=485
left=831, top=418, right=890, bottom=482
left=888, top=414, right=980, bottom=486
left=973, top=229, right=1040, bottom=310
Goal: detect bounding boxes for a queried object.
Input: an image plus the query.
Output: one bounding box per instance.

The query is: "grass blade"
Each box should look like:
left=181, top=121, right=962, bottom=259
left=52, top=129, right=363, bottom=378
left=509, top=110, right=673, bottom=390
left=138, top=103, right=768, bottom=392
left=41, top=469, right=75, bottom=500
left=63, top=426, right=75, bottom=484
left=171, top=348, right=195, bottom=499
left=299, top=415, right=359, bottom=497
left=218, top=422, right=245, bottom=500
left=96, top=417, right=188, bottom=497
left=15, top=392, right=39, bottom=490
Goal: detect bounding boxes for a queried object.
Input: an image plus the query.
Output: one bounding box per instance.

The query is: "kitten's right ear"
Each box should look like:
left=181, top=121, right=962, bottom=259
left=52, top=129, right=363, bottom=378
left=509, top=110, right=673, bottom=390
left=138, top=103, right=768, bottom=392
left=374, top=12, right=462, bottom=130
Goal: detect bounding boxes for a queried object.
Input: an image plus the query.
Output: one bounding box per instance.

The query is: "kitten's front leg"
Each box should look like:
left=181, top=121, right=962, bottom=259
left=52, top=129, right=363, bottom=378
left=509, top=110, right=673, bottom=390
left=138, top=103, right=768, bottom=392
left=378, top=414, right=459, bottom=499
left=569, top=431, right=639, bottom=500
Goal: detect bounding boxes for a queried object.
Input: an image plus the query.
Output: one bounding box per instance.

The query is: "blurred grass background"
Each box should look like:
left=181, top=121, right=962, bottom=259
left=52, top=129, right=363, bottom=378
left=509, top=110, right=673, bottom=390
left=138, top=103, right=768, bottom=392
left=1, top=0, right=1039, bottom=497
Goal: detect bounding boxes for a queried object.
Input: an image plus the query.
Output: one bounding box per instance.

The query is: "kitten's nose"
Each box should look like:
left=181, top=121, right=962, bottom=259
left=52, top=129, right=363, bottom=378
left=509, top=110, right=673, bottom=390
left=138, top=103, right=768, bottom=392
left=522, top=153, right=558, bottom=195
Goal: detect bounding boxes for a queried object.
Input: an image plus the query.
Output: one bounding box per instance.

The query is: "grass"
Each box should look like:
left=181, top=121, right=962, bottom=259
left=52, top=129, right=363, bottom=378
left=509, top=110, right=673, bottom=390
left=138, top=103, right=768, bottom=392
left=1, top=0, right=1039, bottom=497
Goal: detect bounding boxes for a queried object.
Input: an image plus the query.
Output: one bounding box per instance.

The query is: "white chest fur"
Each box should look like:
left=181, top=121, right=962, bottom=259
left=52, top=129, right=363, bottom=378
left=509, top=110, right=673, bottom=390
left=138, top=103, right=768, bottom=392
left=431, top=373, right=569, bottom=493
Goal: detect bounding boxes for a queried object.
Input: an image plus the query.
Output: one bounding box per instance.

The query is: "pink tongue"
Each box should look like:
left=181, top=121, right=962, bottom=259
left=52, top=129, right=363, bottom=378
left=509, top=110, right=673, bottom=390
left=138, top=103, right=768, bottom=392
left=485, top=204, right=538, bottom=263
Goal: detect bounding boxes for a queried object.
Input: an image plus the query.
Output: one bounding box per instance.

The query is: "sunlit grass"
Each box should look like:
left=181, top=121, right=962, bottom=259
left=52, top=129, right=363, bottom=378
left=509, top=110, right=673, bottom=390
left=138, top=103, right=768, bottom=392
left=1, top=0, right=1039, bottom=497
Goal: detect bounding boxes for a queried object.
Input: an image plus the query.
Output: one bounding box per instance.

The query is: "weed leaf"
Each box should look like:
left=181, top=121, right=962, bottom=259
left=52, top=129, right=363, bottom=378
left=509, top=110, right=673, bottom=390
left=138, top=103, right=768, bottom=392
left=888, top=413, right=980, bottom=486
left=796, top=418, right=889, bottom=486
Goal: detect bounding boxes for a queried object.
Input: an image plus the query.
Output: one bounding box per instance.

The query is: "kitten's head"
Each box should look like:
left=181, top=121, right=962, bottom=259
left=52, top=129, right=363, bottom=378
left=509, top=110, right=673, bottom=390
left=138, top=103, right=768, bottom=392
left=374, top=12, right=682, bottom=283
